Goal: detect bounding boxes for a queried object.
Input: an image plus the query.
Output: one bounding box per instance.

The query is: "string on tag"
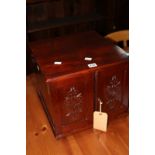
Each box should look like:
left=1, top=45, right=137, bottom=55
left=98, top=98, right=103, bottom=115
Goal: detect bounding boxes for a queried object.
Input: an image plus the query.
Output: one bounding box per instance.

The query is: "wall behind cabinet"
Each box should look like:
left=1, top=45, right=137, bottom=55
left=26, top=0, right=129, bottom=41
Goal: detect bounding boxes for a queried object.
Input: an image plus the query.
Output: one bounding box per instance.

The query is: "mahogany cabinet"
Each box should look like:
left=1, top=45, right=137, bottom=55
left=29, top=31, right=129, bottom=138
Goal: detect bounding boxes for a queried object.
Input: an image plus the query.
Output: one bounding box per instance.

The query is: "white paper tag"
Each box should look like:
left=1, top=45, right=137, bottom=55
left=54, top=61, right=62, bottom=65
left=84, top=57, right=92, bottom=61
left=88, top=63, right=97, bottom=68
left=93, top=111, right=108, bottom=132
left=93, top=98, right=108, bottom=132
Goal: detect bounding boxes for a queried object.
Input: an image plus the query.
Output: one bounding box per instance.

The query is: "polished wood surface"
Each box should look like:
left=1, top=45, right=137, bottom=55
left=96, top=63, right=129, bottom=120
left=27, top=74, right=129, bottom=155
left=29, top=31, right=128, bottom=80
left=29, top=31, right=129, bottom=138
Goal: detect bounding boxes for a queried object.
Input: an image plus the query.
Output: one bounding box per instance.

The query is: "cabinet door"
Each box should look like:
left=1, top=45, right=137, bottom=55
left=95, top=63, right=129, bottom=120
left=47, top=72, right=94, bottom=138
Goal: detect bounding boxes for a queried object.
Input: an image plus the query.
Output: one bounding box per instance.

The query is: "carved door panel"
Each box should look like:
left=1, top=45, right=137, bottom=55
left=48, top=72, right=94, bottom=136
left=95, top=63, right=129, bottom=120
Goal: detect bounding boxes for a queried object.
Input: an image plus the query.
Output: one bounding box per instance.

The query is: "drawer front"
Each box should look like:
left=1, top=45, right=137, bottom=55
left=95, top=63, right=129, bottom=120
left=47, top=72, right=94, bottom=137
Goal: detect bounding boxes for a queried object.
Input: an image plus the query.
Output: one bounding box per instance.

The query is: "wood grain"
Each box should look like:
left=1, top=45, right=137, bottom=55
left=26, top=74, right=128, bottom=155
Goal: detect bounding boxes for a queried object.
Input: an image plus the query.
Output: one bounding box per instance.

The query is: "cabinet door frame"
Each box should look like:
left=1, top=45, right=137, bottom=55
left=95, top=62, right=129, bottom=120
left=45, top=71, right=94, bottom=137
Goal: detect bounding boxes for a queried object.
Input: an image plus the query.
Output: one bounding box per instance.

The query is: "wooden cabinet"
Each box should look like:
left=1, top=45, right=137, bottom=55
left=29, top=31, right=129, bottom=138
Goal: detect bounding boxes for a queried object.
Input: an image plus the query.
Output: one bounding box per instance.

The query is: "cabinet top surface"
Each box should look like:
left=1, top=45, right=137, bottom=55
left=29, top=31, right=129, bottom=81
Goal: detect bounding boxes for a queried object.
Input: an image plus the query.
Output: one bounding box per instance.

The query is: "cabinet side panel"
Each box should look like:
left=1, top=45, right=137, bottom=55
left=35, top=73, right=60, bottom=136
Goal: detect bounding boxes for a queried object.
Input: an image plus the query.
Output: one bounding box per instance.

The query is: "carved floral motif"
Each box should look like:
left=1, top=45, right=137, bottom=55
left=105, top=75, right=121, bottom=109
left=63, top=86, right=83, bottom=123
